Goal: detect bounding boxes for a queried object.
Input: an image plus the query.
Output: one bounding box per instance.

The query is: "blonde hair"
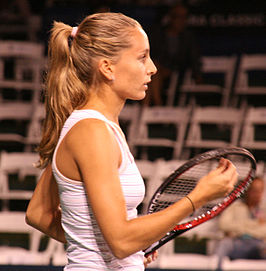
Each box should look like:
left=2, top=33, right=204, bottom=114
left=38, top=12, right=141, bottom=168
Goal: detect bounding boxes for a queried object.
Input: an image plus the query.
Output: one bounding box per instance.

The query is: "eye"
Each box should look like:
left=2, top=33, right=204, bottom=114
left=140, top=53, right=148, bottom=62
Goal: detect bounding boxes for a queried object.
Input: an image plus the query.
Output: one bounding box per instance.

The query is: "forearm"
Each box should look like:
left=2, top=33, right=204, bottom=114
left=103, top=196, right=195, bottom=258
left=26, top=205, right=66, bottom=243
left=26, top=165, right=66, bottom=243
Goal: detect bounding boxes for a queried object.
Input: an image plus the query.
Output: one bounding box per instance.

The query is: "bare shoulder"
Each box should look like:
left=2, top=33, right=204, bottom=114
left=64, top=118, right=120, bottom=163
left=66, top=118, right=112, bottom=142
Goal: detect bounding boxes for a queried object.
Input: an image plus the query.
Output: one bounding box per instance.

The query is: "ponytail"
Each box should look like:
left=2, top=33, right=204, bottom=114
left=37, top=22, right=88, bottom=168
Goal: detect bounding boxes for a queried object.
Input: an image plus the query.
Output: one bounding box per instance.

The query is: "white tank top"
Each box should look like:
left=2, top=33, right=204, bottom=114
left=52, top=109, right=145, bottom=270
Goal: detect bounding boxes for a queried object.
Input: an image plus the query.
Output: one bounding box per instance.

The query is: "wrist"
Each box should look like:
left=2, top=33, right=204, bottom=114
left=187, top=191, right=208, bottom=210
left=184, top=195, right=195, bottom=215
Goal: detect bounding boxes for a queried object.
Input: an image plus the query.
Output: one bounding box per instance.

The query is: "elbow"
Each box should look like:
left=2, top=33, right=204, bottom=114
left=25, top=208, right=35, bottom=227
left=25, top=203, right=41, bottom=229
left=112, top=248, right=131, bottom=260
left=108, top=240, right=136, bottom=259
left=25, top=213, right=30, bottom=225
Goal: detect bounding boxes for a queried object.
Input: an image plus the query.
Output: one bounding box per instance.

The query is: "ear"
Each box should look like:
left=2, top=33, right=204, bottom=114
left=98, top=58, right=114, bottom=81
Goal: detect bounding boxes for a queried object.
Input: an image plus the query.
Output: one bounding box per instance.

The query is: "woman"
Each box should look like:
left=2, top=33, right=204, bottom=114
left=26, top=12, right=237, bottom=270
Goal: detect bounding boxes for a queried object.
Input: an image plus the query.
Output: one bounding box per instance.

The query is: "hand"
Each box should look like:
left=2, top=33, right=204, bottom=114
left=144, top=250, right=158, bottom=268
left=192, top=158, right=238, bottom=204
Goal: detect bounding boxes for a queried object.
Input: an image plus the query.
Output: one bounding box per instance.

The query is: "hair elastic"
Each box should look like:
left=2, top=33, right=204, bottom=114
left=71, top=26, right=78, bottom=38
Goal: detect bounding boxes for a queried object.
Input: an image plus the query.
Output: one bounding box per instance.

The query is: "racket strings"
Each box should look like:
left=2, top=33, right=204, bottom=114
left=144, top=148, right=256, bottom=256
left=149, top=155, right=253, bottom=220
left=164, top=178, right=197, bottom=194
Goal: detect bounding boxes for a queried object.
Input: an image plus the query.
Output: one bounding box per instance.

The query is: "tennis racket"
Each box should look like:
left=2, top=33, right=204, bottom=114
left=144, top=147, right=256, bottom=256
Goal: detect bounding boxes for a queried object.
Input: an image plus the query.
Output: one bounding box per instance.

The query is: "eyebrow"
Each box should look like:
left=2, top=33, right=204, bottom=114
left=140, top=48, right=150, bottom=54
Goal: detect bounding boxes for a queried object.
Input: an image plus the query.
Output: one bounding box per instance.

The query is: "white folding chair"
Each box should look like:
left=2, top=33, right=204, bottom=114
left=234, top=54, right=266, bottom=108
left=51, top=240, right=68, bottom=266
left=222, top=257, right=266, bottom=271
left=0, top=211, right=40, bottom=254
left=0, top=102, right=34, bottom=150
left=0, top=151, right=40, bottom=210
left=185, top=106, right=244, bottom=156
left=158, top=253, right=219, bottom=270
left=25, top=103, right=45, bottom=151
left=119, top=103, right=141, bottom=152
left=240, top=107, right=266, bottom=151
left=133, top=106, right=191, bottom=159
left=179, top=56, right=237, bottom=107
left=0, top=211, right=64, bottom=265
left=0, top=40, right=45, bottom=105
left=165, top=71, right=179, bottom=106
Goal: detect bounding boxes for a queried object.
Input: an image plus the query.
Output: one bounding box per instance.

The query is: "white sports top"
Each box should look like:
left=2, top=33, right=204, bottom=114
left=52, top=109, right=145, bottom=270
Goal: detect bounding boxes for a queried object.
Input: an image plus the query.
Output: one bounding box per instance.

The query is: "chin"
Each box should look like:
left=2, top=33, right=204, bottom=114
left=128, top=92, right=146, bottom=101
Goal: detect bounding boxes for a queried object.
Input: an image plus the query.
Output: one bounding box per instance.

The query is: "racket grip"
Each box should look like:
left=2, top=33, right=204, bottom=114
left=144, top=232, right=174, bottom=257
left=144, top=228, right=190, bottom=257
left=144, top=241, right=160, bottom=257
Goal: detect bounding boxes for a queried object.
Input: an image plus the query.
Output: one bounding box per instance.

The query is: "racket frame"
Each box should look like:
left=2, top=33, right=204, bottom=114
left=144, top=147, right=256, bottom=256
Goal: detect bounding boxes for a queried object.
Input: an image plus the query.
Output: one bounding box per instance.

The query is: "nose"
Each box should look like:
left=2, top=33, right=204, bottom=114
left=148, top=57, right=157, bottom=76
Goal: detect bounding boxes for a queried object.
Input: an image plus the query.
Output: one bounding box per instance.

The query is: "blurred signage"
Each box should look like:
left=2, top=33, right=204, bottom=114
left=188, top=13, right=265, bottom=28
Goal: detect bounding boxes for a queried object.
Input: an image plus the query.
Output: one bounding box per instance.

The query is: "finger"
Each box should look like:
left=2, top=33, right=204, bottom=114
left=224, top=164, right=238, bottom=194
left=217, top=158, right=227, bottom=168
left=152, top=250, right=158, bottom=261
left=211, top=158, right=229, bottom=174
left=222, top=160, right=237, bottom=177
left=230, top=168, right=238, bottom=186
left=146, top=256, right=152, bottom=264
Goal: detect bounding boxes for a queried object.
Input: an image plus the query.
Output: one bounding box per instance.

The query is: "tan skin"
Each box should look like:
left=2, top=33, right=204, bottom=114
left=25, top=164, right=66, bottom=243
left=244, top=178, right=265, bottom=223
left=26, top=27, right=238, bottom=264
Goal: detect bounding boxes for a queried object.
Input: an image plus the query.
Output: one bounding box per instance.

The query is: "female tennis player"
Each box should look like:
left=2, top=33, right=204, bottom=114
left=25, top=12, right=238, bottom=270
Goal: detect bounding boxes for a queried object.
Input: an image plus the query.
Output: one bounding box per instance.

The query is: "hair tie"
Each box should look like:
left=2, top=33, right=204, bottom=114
left=71, top=26, right=78, bottom=38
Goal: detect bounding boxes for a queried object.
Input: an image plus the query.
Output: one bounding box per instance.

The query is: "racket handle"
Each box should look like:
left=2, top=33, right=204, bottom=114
left=144, top=228, right=190, bottom=257
left=144, top=232, right=175, bottom=257
left=144, top=241, right=160, bottom=257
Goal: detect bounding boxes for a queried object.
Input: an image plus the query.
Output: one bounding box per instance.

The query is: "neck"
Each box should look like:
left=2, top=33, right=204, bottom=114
left=80, top=85, right=125, bottom=124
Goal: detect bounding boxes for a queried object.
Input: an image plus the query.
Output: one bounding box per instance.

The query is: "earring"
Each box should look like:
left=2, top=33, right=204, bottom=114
left=110, top=75, right=115, bottom=81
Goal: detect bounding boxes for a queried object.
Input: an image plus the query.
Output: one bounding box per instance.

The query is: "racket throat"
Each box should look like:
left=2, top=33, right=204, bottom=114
left=144, top=228, right=189, bottom=256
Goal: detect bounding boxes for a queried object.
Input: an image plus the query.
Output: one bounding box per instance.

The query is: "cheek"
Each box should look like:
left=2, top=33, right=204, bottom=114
left=124, top=67, right=144, bottom=88
left=114, top=63, right=146, bottom=95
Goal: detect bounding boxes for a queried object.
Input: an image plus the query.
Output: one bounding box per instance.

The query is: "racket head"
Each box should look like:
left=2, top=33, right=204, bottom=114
left=147, top=147, right=256, bottom=230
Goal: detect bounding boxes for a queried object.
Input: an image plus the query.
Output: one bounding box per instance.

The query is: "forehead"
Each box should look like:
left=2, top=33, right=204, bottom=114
left=128, top=27, right=149, bottom=51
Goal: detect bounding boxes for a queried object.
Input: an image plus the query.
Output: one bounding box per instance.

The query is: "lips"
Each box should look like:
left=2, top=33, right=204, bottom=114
left=145, top=80, right=151, bottom=85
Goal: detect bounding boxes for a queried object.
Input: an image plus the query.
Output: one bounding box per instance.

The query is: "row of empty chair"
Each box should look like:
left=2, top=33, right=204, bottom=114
left=120, top=104, right=266, bottom=161
left=166, top=54, right=266, bottom=109
left=0, top=40, right=266, bottom=109
left=0, top=101, right=265, bottom=161
left=0, top=40, right=45, bottom=105
left=0, top=101, right=44, bottom=152
left=1, top=151, right=265, bottom=214
left=0, top=151, right=66, bottom=265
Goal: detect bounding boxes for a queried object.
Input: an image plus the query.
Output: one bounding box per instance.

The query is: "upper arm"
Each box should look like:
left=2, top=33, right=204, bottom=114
left=66, top=119, right=128, bottom=245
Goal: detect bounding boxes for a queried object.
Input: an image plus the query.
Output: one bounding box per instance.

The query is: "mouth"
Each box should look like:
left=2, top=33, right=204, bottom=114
left=143, top=80, right=151, bottom=90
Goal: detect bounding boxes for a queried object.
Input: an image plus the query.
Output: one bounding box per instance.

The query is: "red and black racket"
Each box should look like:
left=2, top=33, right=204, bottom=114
left=144, top=147, right=256, bottom=256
